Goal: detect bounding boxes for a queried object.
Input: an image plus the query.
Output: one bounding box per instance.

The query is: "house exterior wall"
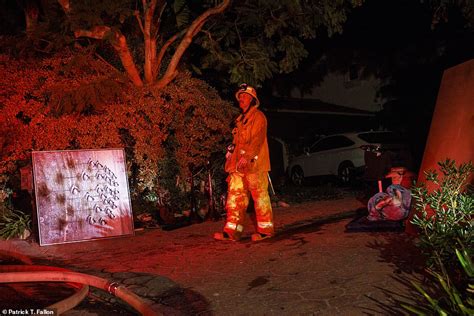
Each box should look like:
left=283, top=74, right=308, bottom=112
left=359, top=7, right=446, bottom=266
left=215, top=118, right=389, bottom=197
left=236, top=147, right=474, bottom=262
left=290, top=72, right=383, bottom=112
left=405, top=59, right=474, bottom=233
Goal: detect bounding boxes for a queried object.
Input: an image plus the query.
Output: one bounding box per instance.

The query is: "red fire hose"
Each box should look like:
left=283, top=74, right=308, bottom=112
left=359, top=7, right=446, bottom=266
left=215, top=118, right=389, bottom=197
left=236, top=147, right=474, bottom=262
left=0, top=265, right=159, bottom=315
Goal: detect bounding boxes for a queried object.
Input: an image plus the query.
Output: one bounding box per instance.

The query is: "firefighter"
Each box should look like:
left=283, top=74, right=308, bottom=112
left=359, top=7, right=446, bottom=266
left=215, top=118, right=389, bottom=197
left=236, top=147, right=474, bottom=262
left=214, top=84, right=274, bottom=242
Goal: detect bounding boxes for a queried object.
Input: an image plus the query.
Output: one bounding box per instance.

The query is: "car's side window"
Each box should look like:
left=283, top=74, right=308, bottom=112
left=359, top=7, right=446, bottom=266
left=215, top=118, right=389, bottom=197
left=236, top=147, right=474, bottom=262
left=310, top=136, right=355, bottom=153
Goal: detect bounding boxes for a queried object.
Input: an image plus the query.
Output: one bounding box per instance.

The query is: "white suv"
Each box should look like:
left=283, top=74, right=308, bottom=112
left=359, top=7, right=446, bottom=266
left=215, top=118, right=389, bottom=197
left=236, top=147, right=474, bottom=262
left=287, top=131, right=410, bottom=185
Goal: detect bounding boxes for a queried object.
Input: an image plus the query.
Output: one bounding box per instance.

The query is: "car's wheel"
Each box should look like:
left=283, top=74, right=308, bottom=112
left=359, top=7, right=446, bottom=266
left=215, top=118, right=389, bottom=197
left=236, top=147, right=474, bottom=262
left=290, top=166, right=305, bottom=186
left=338, top=161, right=354, bottom=185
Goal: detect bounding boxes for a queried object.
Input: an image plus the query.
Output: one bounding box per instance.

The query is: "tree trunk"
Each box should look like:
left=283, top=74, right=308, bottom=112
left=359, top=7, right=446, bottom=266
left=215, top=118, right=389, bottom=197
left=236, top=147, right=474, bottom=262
left=74, top=27, right=143, bottom=87
left=113, top=32, right=144, bottom=87
left=143, top=0, right=158, bottom=83
left=144, top=38, right=157, bottom=83
left=24, top=0, right=40, bottom=38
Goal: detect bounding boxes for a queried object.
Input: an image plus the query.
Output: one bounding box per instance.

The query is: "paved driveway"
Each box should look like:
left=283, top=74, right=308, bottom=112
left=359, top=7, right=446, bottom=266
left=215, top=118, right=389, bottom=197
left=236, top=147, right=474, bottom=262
left=1, top=195, right=424, bottom=315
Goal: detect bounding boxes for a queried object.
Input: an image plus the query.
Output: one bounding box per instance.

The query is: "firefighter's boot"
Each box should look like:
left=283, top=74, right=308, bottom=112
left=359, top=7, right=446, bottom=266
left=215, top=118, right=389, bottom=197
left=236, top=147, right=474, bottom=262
left=213, top=231, right=239, bottom=241
left=251, top=233, right=272, bottom=242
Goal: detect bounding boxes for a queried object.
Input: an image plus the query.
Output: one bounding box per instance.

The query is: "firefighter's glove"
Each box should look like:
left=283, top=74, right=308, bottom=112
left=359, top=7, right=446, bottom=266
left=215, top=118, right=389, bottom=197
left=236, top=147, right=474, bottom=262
left=237, top=156, right=248, bottom=170
left=226, top=144, right=235, bottom=159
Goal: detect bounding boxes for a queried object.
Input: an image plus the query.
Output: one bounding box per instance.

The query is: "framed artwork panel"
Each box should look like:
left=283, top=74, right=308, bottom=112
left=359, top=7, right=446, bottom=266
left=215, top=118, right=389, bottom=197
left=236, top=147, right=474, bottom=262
left=32, top=148, right=134, bottom=246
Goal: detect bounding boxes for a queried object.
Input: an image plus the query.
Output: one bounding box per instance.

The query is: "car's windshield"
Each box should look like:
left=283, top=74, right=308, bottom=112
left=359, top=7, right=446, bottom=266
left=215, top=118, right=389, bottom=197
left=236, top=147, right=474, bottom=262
left=357, top=132, right=406, bottom=144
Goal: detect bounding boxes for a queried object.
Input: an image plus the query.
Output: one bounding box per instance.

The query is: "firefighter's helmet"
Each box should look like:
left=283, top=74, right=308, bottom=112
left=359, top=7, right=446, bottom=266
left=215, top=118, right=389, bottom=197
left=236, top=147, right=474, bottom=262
left=235, top=83, right=260, bottom=107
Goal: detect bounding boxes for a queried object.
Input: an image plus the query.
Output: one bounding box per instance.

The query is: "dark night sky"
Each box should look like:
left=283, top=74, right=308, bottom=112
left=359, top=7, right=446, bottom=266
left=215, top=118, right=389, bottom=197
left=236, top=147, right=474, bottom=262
left=269, top=0, right=473, bottom=98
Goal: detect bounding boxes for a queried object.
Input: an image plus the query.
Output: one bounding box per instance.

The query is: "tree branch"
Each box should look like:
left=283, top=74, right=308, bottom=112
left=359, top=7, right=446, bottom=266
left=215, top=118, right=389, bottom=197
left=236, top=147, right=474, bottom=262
left=201, top=29, right=227, bottom=62
left=24, top=0, right=40, bottom=38
left=155, top=0, right=231, bottom=89
left=75, top=26, right=143, bottom=86
left=74, top=26, right=111, bottom=40
left=191, top=19, right=207, bottom=37
left=143, top=0, right=158, bottom=83
left=152, top=29, right=187, bottom=80
left=153, top=1, right=168, bottom=39
left=234, top=18, right=245, bottom=61
left=144, top=0, right=157, bottom=38
left=57, top=0, right=71, bottom=14
left=134, top=10, right=145, bottom=35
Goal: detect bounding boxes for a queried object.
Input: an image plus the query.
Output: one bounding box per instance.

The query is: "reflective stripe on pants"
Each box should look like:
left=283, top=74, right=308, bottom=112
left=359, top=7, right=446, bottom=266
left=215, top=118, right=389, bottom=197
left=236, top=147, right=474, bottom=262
left=223, top=172, right=274, bottom=239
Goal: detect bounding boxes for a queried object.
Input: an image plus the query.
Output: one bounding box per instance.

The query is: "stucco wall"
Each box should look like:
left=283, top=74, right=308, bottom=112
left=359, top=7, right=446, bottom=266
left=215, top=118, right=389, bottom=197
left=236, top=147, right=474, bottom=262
left=290, top=72, right=383, bottom=112
left=406, top=59, right=474, bottom=234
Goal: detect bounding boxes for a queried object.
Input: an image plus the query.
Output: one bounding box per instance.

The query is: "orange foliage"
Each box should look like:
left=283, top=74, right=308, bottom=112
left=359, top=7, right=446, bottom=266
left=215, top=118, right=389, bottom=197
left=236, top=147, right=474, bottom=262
left=0, top=52, right=234, bottom=200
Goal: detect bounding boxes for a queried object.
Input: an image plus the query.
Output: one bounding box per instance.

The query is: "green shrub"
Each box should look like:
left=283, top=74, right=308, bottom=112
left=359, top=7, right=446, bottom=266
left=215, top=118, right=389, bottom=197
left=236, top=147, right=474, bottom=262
left=403, top=159, right=474, bottom=315
left=0, top=175, right=13, bottom=217
left=0, top=209, right=31, bottom=240
left=0, top=174, right=31, bottom=240
left=410, top=159, right=473, bottom=271
left=401, top=245, right=474, bottom=315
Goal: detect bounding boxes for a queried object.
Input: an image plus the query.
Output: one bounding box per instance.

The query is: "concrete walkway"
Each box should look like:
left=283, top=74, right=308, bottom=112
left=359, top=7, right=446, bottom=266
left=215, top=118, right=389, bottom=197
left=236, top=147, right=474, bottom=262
left=1, top=194, right=425, bottom=315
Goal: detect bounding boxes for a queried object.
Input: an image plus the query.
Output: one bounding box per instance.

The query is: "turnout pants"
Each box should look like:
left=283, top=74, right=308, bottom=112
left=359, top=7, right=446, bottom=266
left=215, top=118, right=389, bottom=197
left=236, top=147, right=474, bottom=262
left=223, top=172, right=274, bottom=240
